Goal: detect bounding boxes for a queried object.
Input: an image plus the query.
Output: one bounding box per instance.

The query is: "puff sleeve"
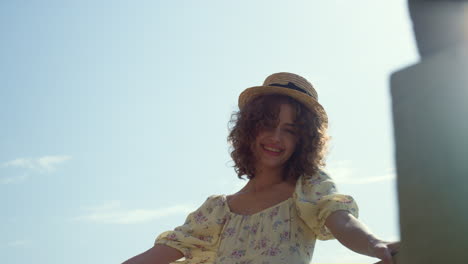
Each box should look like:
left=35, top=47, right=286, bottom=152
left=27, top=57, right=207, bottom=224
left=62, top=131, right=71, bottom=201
left=155, top=195, right=227, bottom=263
left=294, top=170, right=359, bottom=240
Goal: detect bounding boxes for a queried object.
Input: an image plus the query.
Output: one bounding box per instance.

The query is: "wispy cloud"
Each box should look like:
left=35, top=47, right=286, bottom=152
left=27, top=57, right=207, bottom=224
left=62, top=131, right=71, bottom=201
left=0, top=155, right=72, bottom=184
left=318, top=244, right=376, bottom=264
left=1, top=155, right=72, bottom=173
left=0, top=174, right=28, bottom=185
left=327, top=160, right=396, bottom=185
left=334, top=172, right=396, bottom=184
left=6, top=239, right=31, bottom=247
left=73, top=201, right=194, bottom=224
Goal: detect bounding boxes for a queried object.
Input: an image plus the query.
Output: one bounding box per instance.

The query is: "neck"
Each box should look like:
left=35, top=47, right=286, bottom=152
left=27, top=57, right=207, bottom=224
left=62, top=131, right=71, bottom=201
left=245, top=166, right=287, bottom=193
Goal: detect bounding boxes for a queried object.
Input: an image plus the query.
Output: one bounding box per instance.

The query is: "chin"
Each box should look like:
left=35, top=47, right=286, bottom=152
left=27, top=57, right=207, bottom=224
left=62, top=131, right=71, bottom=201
left=260, top=160, right=287, bottom=170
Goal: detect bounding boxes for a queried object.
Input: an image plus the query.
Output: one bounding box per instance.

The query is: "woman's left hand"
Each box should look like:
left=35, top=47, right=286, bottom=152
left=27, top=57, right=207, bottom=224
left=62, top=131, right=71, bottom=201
left=369, top=240, right=401, bottom=264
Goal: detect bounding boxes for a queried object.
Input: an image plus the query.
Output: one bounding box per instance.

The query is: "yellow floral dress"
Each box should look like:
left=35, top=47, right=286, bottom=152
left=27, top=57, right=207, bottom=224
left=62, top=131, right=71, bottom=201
left=155, top=170, right=358, bottom=264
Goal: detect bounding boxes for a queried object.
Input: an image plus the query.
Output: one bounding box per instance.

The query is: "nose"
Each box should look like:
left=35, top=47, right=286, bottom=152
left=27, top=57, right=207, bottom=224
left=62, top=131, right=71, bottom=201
left=271, top=127, right=282, bottom=142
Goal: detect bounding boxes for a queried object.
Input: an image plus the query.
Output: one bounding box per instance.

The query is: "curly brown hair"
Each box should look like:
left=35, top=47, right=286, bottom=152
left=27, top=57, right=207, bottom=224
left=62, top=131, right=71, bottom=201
left=228, top=94, right=330, bottom=180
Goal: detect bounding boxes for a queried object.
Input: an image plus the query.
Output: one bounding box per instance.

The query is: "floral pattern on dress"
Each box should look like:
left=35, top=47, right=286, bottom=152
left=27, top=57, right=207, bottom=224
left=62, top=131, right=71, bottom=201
left=155, top=171, right=359, bottom=264
left=261, top=246, right=281, bottom=256
left=230, top=249, right=246, bottom=259
left=279, top=231, right=290, bottom=243
left=194, top=211, right=208, bottom=224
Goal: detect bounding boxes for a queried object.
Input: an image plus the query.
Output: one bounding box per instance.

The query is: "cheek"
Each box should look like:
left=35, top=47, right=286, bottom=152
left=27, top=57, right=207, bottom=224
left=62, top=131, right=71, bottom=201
left=249, top=141, right=256, bottom=154
left=289, top=139, right=299, bottom=155
left=287, top=135, right=299, bottom=148
left=290, top=143, right=298, bottom=154
left=250, top=139, right=261, bottom=155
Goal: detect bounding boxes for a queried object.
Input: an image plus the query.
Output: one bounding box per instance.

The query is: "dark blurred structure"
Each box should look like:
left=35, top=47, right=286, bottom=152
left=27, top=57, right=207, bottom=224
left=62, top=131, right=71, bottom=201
left=408, top=0, right=467, bottom=58
left=391, top=1, right=468, bottom=263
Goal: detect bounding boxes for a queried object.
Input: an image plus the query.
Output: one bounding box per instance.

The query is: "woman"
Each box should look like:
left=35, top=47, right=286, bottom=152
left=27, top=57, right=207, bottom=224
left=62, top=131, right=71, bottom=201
left=123, top=72, right=399, bottom=264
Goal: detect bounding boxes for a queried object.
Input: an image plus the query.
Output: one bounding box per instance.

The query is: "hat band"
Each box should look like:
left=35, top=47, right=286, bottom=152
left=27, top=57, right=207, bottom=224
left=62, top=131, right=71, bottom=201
left=269, top=82, right=312, bottom=97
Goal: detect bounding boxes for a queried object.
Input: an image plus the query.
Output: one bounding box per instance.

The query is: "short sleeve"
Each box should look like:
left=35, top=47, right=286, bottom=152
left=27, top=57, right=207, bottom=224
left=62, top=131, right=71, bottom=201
left=293, top=170, right=359, bottom=240
left=155, top=195, right=227, bottom=263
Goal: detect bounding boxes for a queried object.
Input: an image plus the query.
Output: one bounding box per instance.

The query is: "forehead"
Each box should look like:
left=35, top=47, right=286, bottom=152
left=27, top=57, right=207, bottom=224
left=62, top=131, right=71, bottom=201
left=277, top=103, right=297, bottom=123
left=260, top=93, right=298, bottom=111
left=245, top=94, right=302, bottom=127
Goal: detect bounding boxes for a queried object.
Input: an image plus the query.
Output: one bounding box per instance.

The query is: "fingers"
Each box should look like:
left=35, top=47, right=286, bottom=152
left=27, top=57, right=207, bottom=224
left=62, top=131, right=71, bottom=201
left=378, top=247, right=394, bottom=264
left=369, top=240, right=401, bottom=264
left=387, top=241, right=401, bottom=255
left=384, top=241, right=400, bottom=259
left=372, top=241, right=400, bottom=264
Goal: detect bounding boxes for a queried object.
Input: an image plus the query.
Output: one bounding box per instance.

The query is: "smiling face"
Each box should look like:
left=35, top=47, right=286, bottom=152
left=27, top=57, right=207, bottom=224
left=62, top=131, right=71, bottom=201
left=251, top=103, right=299, bottom=172
left=229, top=94, right=329, bottom=181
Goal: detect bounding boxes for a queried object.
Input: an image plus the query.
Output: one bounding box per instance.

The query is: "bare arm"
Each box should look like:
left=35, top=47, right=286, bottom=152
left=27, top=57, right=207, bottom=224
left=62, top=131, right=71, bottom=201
left=325, top=210, right=400, bottom=264
left=122, top=244, right=184, bottom=264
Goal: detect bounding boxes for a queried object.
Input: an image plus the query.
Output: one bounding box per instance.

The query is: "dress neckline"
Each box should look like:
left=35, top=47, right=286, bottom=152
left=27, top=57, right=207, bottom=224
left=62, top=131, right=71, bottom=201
left=222, top=194, right=293, bottom=217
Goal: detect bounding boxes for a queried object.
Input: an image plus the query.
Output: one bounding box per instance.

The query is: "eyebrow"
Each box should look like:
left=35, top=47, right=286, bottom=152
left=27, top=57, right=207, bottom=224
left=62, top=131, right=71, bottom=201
left=284, top=123, right=297, bottom=127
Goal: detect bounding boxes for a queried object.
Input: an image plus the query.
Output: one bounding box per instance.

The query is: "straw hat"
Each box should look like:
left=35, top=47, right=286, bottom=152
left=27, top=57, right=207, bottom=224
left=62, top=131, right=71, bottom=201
left=238, top=72, right=328, bottom=126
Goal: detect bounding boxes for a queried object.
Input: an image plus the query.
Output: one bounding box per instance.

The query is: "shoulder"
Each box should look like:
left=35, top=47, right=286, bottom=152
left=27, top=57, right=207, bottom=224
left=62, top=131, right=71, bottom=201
left=204, top=194, right=227, bottom=207
left=196, top=194, right=228, bottom=216
left=180, top=195, right=228, bottom=228
left=295, top=170, right=338, bottom=200
left=298, top=169, right=336, bottom=189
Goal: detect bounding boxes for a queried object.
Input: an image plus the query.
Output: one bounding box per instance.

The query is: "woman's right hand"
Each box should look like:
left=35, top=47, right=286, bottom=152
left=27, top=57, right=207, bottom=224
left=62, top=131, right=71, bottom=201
left=371, top=241, right=400, bottom=264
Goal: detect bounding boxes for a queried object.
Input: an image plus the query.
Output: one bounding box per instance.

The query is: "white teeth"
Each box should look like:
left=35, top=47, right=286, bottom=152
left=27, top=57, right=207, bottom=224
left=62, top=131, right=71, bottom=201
left=264, top=146, right=281, bottom=152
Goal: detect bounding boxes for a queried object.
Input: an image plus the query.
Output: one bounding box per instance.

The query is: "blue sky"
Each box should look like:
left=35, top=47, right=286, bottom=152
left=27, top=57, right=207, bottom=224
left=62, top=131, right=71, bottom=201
left=1, top=1, right=417, bottom=263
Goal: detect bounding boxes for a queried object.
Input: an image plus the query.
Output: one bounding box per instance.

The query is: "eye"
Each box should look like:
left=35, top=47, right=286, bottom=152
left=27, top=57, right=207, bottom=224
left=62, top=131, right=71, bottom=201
left=262, top=123, right=276, bottom=131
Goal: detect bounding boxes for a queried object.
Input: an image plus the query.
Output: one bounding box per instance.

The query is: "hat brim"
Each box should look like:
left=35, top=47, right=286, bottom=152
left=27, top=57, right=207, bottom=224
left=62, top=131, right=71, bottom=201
left=238, top=85, right=328, bottom=125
